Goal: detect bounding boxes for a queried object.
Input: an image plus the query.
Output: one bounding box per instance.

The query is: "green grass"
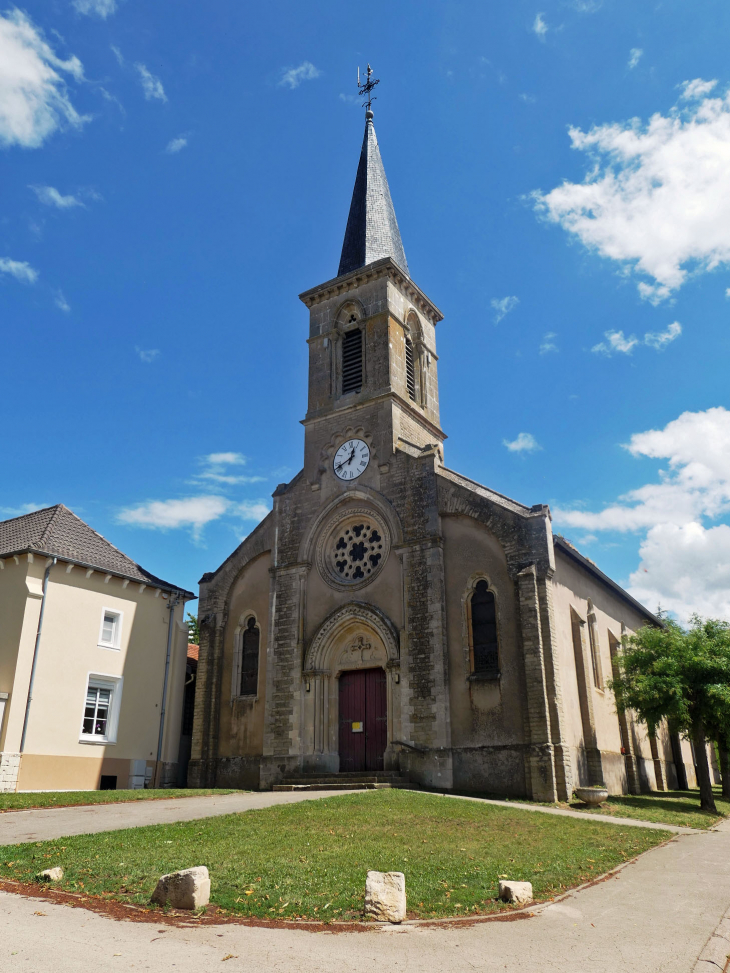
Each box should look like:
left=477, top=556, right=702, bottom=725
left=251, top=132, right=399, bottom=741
left=0, top=790, right=669, bottom=921
left=565, top=786, right=730, bottom=830
left=0, top=789, right=236, bottom=812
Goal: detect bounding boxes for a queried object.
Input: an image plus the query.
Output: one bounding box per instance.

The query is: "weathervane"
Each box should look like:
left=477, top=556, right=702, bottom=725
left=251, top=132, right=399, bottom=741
left=357, top=63, right=380, bottom=112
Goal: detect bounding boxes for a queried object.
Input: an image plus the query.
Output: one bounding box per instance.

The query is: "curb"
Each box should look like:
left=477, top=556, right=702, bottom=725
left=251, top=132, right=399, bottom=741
left=693, top=905, right=730, bottom=972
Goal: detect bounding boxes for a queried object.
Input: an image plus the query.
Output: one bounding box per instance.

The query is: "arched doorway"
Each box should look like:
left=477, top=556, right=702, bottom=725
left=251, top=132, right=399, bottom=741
left=339, top=666, right=387, bottom=772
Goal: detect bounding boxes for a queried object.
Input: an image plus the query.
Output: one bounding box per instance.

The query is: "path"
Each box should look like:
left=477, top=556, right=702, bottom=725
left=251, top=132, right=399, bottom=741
left=0, top=788, right=702, bottom=845
left=1, top=817, right=728, bottom=972
left=0, top=790, right=364, bottom=845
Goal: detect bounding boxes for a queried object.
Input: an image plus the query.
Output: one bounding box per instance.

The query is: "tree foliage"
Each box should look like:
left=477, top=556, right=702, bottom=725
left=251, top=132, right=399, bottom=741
left=610, top=617, right=730, bottom=813
left=186, top=612, right=200, bottom=645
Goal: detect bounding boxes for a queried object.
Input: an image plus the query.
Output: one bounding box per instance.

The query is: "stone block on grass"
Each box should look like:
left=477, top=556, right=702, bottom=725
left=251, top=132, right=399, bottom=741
left=151, top=866, right=210, bottom=910
left=499, top=880, right=533, bottom=905
left=364, top=870, right=406, bottom=923
left=37, top=867, right=63, bottom=882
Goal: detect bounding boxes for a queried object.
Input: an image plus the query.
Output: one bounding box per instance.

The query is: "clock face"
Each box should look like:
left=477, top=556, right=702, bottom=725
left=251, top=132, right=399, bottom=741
left=333, top=439, right=370, bottom=481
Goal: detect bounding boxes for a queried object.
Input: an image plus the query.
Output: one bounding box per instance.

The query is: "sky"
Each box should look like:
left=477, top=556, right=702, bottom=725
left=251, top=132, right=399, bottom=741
left=2, top=0, right=730, bottom=623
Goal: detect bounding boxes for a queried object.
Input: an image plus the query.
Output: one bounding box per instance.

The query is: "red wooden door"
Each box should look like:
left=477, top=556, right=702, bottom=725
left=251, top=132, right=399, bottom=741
left=338, top=668, right=387, bottom=772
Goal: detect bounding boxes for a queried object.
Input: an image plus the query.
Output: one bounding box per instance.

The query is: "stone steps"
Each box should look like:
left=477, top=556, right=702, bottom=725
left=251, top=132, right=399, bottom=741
left=272, top=772, right=419, bottom=792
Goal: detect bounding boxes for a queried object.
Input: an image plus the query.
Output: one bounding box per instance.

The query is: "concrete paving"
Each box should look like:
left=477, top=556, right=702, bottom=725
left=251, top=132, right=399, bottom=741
left=0, top=791, right=367, bottom=845
left=0, top=788, right=703, bottom=845
left=1, top=818, right=729, bottom=972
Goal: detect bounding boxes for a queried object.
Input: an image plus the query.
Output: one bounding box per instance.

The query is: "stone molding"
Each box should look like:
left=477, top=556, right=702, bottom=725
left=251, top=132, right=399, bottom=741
left=304, top=601, right=400, bottom=673
left=297, top=487, right=403, bottom=565
left=298, top=257, right=444, bottom=326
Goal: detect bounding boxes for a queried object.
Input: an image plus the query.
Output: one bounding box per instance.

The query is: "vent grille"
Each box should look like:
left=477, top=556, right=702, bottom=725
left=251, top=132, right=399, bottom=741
left=405, top=338, right=416, bottom=401
left=342, top=329, right=363, bottom=394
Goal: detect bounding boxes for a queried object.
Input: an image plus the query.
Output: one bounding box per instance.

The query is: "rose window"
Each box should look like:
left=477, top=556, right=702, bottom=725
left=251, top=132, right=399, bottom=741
left=317, top=509, right=391, bottom=590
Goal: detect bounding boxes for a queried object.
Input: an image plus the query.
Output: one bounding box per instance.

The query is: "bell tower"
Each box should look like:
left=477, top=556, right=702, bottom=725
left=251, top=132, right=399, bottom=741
left=299, top=77, right=445, bottom=490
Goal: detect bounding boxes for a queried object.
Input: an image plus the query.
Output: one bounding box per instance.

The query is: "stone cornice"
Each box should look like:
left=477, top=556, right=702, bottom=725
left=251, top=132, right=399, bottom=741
left=298, top=257, right=444, bottom=326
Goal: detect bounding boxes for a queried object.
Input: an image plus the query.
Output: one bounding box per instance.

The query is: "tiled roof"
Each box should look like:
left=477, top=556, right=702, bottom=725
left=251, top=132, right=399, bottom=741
left=0, top=504, right=193, bottom=596
left=337, top=112, right=409, bottom=278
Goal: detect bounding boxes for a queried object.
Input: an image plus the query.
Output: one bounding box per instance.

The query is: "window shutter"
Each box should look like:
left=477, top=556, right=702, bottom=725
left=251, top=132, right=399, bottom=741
left=405, top=338, right=416, bottom=401
left=342, top=329, right=363, bottom=394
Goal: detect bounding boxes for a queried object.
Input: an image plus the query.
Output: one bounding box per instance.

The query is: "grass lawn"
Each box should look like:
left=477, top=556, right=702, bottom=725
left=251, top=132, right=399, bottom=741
left=0, top=789, right=236, bottom=812
left=0, top=790, right=669, bottom=921
left=565, top=786, right=730, bottom=830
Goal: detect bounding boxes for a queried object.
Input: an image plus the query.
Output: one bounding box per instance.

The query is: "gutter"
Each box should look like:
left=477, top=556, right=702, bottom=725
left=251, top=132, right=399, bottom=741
left=154, top=592, right=182, bottom=786
left=20, top=557, right=56, bottom=753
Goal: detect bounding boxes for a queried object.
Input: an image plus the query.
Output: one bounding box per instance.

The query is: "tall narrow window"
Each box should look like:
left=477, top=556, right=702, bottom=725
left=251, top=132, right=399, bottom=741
left=470, top=580, right=499, bottom=676
left=341, top=328, right=363, bottom=394
left=240, top=617, right=260, bottom=696
left=587, top=612, right=604, bottom=688
left=405, top=337, right=416, bottom=401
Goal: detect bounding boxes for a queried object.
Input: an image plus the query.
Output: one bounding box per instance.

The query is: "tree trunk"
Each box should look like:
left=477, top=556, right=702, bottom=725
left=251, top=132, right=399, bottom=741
left=692, top=723, right=718, bottom=813
left=719, top=742, right=730, bottom=800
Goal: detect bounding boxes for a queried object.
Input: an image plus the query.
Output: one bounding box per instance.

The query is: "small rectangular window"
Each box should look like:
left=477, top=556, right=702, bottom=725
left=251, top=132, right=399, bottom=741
left=342, top=329, right=363, bottom=394
left=98, top=609, right=122, bottom=649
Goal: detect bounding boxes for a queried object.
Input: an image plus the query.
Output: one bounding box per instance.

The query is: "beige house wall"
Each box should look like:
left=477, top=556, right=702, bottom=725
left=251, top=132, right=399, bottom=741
left=0, top=556, right=189, bottom=792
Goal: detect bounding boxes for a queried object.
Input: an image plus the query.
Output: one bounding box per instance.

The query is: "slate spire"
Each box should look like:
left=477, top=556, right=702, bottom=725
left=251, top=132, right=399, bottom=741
left=337, top=109, right=409, bottom=278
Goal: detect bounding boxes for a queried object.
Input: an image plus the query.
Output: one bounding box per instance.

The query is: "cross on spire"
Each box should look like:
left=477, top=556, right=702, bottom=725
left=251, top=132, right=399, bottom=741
left=357, top=63, right=380, bottom=113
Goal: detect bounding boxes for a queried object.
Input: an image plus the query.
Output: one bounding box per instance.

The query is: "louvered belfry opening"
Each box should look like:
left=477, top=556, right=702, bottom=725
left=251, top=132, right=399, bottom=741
left=405, top=337, right=416, bottom=401
left=342, top=328, right=363, bottom=394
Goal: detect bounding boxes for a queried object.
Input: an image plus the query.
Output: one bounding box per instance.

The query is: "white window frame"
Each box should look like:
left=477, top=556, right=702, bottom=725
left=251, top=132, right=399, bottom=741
left=98, top=607, right=123, bottom=650
left=79, top=673, right=123, bottom=745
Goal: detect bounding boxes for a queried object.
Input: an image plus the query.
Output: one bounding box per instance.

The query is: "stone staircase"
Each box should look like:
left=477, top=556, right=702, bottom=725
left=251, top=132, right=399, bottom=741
left=272, top=770, right=418, bottom=792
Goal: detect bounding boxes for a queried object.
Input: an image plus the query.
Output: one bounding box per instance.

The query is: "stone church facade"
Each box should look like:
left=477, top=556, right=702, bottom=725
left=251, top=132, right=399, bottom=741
left=189, top=109, right=698, bottom=799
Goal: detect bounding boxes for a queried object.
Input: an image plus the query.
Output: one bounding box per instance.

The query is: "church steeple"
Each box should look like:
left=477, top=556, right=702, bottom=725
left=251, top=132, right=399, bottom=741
left=337, top=109, right=409, bottom=278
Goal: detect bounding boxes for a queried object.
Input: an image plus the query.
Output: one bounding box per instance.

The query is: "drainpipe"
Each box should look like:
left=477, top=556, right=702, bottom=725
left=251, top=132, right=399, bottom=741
left=155, top=593, right=182, bottom=786
left=20, top=557, right=56, bottom=754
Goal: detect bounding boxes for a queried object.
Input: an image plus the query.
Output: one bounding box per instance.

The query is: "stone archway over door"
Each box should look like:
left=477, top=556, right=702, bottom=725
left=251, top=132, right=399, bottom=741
left=339, top=668, right=387, bottom=772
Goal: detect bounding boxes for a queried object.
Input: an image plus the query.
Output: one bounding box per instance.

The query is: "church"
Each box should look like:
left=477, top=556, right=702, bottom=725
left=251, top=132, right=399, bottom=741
left=188, top=98, right=698, bottom=801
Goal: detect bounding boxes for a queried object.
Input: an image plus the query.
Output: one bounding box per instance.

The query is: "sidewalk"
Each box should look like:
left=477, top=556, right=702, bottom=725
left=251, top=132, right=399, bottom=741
left=1, top=818, right=728, bottom=972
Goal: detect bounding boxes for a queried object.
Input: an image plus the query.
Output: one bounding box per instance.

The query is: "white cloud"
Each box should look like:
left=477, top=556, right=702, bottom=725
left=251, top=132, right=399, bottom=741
left=519, top=93, right=536, bottom=104
left=644, top=320, right=682, bottom=349
left=591, top=330, right=639, bottom=355
left=192, top=452, right=265, bottom=486
left=592, top=322, right=682, bottom=355
left=135, top=63, right=166, bottom=102
left=532, top=84, right=730, bottom=302
left=503, top=432, right=541, bottom=453
left=279, top=61, right=320, bottom=90
left=135, top=346, right=160, bottom=364
left=73, top=0, right=117, bottom=17
left=165, top=135, right=187, bottom=153
left=532, top=13, right=548, bottom=39
left=235, top=500, right=271, bottom=521
left=117, top=496, right=229, bottom=537
left=110, top=45, right=124, bottom=67
left=680, top=78, right=717, bottom=101
left=0, top=257, right=38, bottom=284
left=0, top=502, right=51, bottom=517
left=54, top=290, right=70, bottom=312
left=539, top=332, right=558, bottom=354
left=0, top=9, right=87, bottom=149
left=554, top=406, right=730, bottom=620
left=30, top=184, right=83, bottom=208
left=628, top=48, right=643, bottom=70
left=726, top=287, right=730, bottom=299
left=491, top=295, right=519, bottom=323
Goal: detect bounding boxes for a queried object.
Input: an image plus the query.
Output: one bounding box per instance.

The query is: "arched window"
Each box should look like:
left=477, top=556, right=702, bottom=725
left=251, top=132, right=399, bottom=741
left=342, top=328, right=363, bottom=394
left=240, top=617, right=260, bottom=696
left=405, top=337, right=416, bottom=401
left=470, top=580, right=499, bottom=677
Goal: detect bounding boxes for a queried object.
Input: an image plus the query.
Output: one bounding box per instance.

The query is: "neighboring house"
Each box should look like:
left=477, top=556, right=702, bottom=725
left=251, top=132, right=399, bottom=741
left=189, top=109, right=717, bottom=798
left=0, top=505, right=194, bottom=793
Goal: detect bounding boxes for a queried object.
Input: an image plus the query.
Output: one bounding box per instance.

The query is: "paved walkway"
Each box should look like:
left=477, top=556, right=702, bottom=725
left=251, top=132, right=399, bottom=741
left=0, top=791, right=365, bottom=845
left=0, top=788, right=703, bottom=845
left=1, top=817, right=728, bottom=972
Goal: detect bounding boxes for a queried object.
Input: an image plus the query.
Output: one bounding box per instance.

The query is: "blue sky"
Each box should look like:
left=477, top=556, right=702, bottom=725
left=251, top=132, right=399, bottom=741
left=2, top=0, right=730, bottom=621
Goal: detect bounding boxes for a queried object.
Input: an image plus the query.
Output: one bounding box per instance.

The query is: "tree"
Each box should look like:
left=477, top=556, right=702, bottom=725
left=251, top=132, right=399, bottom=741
left=187, top=612, right=200, bottom=645
left=610, top=617, right=730, bottom=813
